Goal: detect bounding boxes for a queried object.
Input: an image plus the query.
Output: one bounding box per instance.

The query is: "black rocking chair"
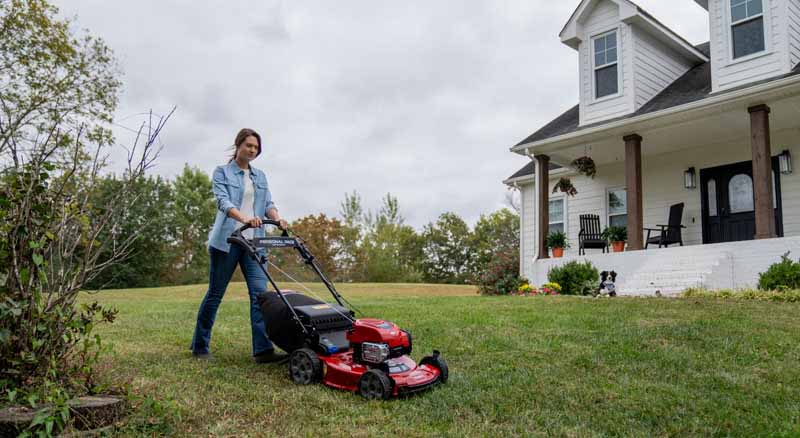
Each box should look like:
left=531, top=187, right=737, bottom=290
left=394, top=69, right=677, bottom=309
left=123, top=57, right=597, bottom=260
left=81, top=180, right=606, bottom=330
left=578, top=214, right=608, bottom=255
left=645, top=202, right=686, bottom=249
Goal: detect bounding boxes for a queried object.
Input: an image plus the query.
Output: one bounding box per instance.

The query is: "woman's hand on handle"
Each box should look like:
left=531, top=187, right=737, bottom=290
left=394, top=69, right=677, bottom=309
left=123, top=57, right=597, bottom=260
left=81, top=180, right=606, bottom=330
left=247, top=217, right=263, bottom=228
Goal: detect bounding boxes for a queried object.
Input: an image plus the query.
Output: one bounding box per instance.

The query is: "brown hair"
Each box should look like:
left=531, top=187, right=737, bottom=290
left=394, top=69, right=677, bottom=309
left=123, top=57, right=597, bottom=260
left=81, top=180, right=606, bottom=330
left=230, top=128, right=262, bottom=162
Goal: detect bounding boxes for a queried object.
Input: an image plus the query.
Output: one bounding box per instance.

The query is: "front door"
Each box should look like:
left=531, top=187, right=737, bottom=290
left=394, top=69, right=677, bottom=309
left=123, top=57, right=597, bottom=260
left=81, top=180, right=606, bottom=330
left=700, top=158, right=783, bottom=244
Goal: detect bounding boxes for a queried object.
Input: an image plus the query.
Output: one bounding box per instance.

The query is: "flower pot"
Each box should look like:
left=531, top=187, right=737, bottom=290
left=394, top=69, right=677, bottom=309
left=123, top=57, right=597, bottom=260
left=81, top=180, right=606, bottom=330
left=611, top=241, right=625, bottom=252
left=552, top=247, right=564, bottom=258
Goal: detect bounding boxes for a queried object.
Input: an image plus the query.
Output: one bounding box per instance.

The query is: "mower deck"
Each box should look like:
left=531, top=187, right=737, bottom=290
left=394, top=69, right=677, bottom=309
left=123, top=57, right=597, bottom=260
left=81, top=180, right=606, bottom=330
left=319, top=352, right=441, bottom=396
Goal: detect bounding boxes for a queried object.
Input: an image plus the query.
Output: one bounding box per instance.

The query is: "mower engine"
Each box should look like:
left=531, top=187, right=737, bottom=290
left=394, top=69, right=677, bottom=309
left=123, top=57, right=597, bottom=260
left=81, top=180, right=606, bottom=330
left=347, top=319, right=412, bottom=365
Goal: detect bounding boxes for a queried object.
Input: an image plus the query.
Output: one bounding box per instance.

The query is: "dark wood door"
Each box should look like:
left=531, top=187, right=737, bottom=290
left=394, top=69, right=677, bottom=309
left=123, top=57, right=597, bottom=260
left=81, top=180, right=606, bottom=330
left=700, top=158, right=783, bottom=244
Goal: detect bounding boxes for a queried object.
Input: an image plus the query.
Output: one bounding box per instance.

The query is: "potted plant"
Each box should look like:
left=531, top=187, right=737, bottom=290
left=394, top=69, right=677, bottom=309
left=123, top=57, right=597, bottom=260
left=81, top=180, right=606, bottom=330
left=602, top=226, right=627, bottom=252
left=545, top=230, right=570, bottom=258
left=552, top=177, right=578, bottom=197
left=571, top=156, right=597, bottom=179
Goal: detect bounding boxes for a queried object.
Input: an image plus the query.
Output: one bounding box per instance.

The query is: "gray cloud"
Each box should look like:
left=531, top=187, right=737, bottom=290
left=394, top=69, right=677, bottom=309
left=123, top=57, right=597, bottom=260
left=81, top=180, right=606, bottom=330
left=53, top=0, right=709, bottom=227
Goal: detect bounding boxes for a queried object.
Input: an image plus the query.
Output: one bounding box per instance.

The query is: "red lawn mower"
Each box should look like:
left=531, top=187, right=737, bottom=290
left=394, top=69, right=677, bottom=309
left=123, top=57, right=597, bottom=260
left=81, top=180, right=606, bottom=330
left=227, top=220, right=448, bottom=399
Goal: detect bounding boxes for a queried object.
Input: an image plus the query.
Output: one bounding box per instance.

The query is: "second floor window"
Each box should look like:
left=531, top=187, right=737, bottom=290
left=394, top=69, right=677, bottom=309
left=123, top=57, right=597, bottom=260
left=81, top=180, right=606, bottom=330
left=731, top=0, right=765, bottom=59
left=593, top=30, right=618, bottom=99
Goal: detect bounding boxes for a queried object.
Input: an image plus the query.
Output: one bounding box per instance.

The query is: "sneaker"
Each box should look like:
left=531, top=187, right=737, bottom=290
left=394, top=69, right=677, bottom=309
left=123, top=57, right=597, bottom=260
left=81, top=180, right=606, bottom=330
left=254, top=349, right=288, bottom=364
left=192, top=351, right=214, bottom=361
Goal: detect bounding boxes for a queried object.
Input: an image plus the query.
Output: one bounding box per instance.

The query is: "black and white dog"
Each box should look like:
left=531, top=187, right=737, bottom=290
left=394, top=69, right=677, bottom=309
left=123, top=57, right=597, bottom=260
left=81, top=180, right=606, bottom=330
left=597, top=271, right=617, bottom=297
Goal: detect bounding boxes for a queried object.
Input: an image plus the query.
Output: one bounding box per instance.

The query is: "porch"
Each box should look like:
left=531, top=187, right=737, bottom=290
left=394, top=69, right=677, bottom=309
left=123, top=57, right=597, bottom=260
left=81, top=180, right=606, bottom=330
left=515, top=79, right=800, bottom=292
left=530, top=235, right=800, bottom=295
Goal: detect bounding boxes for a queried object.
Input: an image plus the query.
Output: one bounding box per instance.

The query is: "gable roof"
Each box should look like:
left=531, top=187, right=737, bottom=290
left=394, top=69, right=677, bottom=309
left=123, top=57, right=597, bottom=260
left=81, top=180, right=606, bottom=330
left=560, top=0, right=707, bottom=63
left=514, top=43, right=798, bottom=150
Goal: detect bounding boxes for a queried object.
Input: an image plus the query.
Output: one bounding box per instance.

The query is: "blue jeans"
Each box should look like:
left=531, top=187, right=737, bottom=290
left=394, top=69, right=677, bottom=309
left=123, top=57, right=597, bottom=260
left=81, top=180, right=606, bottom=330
left=191, top=245, right=274, bottom=356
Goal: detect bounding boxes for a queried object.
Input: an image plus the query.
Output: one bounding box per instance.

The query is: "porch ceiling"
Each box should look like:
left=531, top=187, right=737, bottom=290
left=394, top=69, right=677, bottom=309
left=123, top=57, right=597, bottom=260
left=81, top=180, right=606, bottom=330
left=543, top=93, right=800, bottom=168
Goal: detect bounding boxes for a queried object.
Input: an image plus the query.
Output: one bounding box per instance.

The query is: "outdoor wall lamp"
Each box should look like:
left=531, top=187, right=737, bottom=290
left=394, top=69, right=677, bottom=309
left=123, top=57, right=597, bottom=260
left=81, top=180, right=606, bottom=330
left=684, top=167, right=696, bottom=189
left=779, top=150, right=792, bottom=174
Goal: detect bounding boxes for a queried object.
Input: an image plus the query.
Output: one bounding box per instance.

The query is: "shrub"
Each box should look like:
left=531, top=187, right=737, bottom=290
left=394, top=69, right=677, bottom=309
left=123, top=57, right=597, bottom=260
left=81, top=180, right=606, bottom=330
left=547, top=261, right=599, bottom=295
left=477, top=250, right=525, bottom=295
left=683, top=288, right=800, bottom=303
left=758, top=252, right=800, bottom=291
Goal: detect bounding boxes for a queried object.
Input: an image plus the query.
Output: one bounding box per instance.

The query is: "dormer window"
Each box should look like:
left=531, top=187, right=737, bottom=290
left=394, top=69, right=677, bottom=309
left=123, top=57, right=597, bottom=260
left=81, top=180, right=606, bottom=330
left=731, top=0, right=765, bottom=59
left=593, top=30, right=618, bottom=99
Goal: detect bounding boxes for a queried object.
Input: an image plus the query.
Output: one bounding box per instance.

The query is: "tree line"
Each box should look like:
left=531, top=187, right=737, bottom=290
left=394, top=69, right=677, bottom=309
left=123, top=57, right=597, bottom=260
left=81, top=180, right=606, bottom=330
left=87, top=168, right=521, bottom=289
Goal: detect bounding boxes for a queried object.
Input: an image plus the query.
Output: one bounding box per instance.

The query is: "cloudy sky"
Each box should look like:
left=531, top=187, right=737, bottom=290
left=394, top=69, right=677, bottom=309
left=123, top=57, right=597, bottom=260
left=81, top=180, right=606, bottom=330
left=52, top=1, right=709, bottom=228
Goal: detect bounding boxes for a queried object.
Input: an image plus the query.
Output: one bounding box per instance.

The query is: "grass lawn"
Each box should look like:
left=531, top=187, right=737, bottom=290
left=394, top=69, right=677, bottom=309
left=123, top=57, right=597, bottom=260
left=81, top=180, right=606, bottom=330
left=89, top=283, right=800, bottom=437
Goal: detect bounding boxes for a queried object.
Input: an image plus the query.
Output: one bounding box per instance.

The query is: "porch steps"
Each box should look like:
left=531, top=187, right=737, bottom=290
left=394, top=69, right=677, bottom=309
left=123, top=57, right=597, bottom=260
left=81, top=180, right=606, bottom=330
left=530, top=236, right=800, bottom=296
left=617, top=246, right=731, bottom=296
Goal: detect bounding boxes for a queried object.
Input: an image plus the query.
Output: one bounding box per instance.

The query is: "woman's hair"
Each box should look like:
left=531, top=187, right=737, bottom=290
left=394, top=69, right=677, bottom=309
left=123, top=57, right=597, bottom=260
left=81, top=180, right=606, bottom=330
left=230, top=128, right=262, bottom=162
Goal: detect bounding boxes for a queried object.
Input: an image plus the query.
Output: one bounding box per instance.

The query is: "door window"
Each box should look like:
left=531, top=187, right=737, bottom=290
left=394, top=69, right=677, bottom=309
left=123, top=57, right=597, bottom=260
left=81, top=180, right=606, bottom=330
left=728, top=173, right=754, bottom=213
left=708, top=179, right=718, bottom=217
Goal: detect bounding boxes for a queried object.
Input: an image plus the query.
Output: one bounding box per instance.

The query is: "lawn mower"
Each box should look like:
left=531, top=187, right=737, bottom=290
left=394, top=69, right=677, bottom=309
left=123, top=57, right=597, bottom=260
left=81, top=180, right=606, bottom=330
left=227, top=219, right=448, bottom=399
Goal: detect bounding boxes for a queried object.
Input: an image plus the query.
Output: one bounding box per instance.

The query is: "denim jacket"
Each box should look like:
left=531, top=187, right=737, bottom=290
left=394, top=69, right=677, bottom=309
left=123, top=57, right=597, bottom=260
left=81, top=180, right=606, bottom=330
left=207, top=161, right=276, bottom=252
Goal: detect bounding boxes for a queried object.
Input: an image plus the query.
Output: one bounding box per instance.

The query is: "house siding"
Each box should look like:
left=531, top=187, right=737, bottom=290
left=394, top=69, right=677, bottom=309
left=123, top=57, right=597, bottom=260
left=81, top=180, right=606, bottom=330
left=631, top=27, right=695, bottom=110
left=578, top=0, right=635, bottom=126
left=520, top=182, right=536, bottom=279
left=789, top=0, right=800, bottom=68
left=709, top=0, right=792, bottom=92
left=520, top=127, right=800, bottom=277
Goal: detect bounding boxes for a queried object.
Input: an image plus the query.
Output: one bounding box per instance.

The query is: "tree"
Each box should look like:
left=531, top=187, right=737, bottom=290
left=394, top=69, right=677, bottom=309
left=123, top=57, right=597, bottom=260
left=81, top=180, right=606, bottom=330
left=338, top=191, right=365, bottom=281
left=358, top=194, right=423, bottom=282
left=86, top=175, right=174, bottom=289
left=0, top=0, right=169, bottom=426
left=287, top=214, right=345, bottom=281
left=0, top=0, right=120, bottom=160
left=170, top=165, right=215, bottom=284
left=421, top=213, right=473, bottom=283
left=469, top=208, right=520, bottom=280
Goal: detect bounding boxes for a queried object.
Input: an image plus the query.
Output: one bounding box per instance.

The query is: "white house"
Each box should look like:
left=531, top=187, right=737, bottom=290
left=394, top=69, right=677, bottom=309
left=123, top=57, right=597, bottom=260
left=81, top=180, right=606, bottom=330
left=506, top=0, right=800, bottom=294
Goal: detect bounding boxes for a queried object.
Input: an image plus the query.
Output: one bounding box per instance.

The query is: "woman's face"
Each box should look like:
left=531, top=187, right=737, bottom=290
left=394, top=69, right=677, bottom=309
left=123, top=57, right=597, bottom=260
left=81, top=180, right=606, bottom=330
left=236, top=135, right=260, bottom=162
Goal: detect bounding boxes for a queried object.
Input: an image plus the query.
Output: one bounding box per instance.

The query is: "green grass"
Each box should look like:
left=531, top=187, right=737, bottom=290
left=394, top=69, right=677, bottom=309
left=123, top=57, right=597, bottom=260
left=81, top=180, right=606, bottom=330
left=88, top=283, right=800, bottom=437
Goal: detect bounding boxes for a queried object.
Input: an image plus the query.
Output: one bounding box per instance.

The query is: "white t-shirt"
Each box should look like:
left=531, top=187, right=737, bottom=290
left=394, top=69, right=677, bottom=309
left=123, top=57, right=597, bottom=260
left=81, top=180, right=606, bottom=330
left=240, top=169, right=256, bottom=238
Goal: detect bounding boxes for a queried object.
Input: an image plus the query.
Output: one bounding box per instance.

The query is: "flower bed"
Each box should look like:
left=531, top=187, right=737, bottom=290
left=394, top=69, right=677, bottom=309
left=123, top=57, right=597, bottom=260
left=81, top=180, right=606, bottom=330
left=516, top=282, right=561, bottom=296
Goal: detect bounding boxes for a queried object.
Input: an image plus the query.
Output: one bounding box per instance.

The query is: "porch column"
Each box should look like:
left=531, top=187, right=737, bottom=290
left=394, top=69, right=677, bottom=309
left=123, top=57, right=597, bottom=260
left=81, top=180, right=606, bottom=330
left=748, top=104, right=776, bottom=239
left=535, top=154, right=550, bottom=259
left=624, top=134, right=644, bottom=251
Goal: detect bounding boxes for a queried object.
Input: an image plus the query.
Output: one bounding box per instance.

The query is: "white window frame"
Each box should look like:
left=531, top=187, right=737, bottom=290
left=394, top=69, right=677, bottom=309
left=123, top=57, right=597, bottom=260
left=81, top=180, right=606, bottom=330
left=726, top=0, right=771, bottom=64
left=606, top=186, right=627, bottom=228
left=548, top=196, right=567, bottom=237
left=591, top=28, right=622, bottom=102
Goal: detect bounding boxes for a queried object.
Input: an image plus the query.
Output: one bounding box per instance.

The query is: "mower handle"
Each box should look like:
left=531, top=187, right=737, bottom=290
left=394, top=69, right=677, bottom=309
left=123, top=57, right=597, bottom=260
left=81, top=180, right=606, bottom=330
left=236, top=218, right=289, bottom=237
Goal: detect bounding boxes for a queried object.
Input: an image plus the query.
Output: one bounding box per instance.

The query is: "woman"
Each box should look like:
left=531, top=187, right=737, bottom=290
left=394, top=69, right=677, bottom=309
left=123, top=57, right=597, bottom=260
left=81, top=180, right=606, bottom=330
left=190, top=128, right=289, bottom=363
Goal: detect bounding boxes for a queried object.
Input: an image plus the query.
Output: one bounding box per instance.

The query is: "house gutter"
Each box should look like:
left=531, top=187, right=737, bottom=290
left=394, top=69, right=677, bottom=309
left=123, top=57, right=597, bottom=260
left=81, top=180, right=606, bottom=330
left=511, top=74, right=800, bottom=155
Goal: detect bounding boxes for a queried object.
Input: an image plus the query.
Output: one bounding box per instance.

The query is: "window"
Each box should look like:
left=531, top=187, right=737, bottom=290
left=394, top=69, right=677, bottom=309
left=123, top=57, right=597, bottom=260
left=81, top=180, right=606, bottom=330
left=593, top=31, right=618, bottom=98
left=731, top=0, right=765, bottom=59
left=708, top=179, right=718, bottom=217
left=608, top=188, right=627, bottom=228
left=549, top=198, right=565, bottom=235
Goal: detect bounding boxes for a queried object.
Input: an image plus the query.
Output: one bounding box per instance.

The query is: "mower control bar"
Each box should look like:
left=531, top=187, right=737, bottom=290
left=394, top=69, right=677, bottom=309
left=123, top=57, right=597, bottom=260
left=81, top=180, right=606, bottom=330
left=226, top=217, right=354, bottom=314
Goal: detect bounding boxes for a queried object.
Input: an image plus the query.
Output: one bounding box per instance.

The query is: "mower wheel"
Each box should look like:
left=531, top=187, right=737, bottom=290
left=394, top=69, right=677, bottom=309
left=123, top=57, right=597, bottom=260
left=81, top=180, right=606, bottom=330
left=358, top=369, right=393, bottom=400
left=288, top=348, right=321, bottom=385
left=420, top=351, right=449, bottom=383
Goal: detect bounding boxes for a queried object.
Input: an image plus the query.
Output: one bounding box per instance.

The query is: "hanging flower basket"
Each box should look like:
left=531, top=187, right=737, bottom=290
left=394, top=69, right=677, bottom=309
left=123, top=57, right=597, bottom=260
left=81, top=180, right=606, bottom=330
left=553, top=177, right=577, bottom=197
left=571, top=156, right=597, bottom=179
